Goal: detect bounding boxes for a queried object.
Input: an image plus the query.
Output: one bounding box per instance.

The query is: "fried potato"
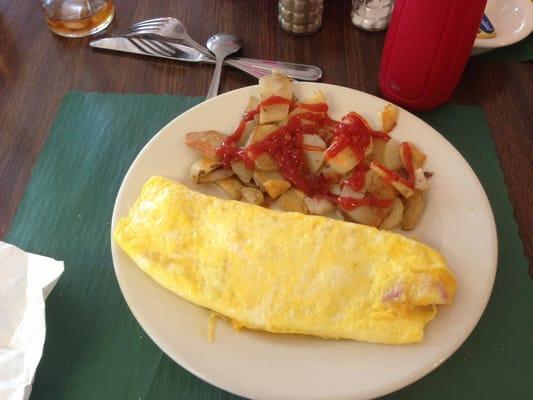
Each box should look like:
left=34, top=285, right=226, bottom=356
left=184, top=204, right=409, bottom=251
left=245, top=96, right=259, bottom=112
left=382, top=138, right=402, bottom=170
left=241, top=187, right=265, bottom=206
left=252, top=170, right=283, bottom=190
left=380, top=104, right=398, bottom=133
left=400, top=142, right=427, bottom=170
left=402, top=190, right=425, bottom=230
left=325, top=147, right=359, bottom=174
left=380, top=197, right=404, bottom=230
left=277, top=188, right=308, bottom=214
left=319, top=166, right=343, bottom=183
left=248, top=124, right=278, bottom=144
left=231, top=160, right=253, bottom=183
left=190, top=157, right=222, bottom=183
left=259, top=72, right=293, bottom=124
left=369, top=163, right=414, bottom=199
left=301, top=89, right=326, bottom=105
left=216, top=177, right=243, bottom=200
left=414, top=168, right=429, bottom=191
left=253, top=153, right=278, bottom=171
left=259, top=71, right=293, bottom=100
left=365, top=170, right=398, bottom=199
left=260, top=104, right=290, bottom=124
left=238, top=119, right=257, bottom=146
left=185, top=130, right=226, bottom=160
left=304, top=197, right=335, bottom=215
left=342, top=205, right=388, bottom=227
left=367, top=138, right=387, bottom=163
left=264, top=179, right=291, bottom=199
left=303, top=134, right=326, bottom=173
left=197, top=168, right=234, bottom=184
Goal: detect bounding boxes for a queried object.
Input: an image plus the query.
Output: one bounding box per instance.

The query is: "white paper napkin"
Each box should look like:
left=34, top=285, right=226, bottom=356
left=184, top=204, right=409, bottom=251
left=0, top=242, right=64, bottom=400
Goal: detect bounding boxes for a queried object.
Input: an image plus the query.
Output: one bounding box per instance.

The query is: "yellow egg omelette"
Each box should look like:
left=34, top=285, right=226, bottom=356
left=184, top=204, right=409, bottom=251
left=114, top=176, right=457, bottom=344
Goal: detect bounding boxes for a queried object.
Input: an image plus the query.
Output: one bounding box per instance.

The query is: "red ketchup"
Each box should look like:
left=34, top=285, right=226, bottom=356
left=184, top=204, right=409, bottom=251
left=216, top=96, right=394, bottom=209
left=379, top=0, right=487, bottom=111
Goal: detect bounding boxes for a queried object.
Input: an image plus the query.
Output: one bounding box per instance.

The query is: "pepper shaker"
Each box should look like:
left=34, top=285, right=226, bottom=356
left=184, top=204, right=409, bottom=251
left=278, top=0, right=324, bottom=35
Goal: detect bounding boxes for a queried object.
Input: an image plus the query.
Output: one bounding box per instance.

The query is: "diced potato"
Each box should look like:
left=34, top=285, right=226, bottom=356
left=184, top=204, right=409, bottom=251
left=259, top=71, right=293, bottom=100
left=264, top=179, right=291, bottom=199
left=301, top=90, right=326, bottom=105
left=325, top=147, right=359, bottom=174
left=402, top=190, right=425, bottom=230
left=380, top=104, right=398, bottom=133
left=303, top=134, right=326, bottom=173
left=340, top=185, right=365, bottom=198
left=329, top=184, right=342, bottom=196
left=245, top=96, right=259, bottom=112
left=414, top=168, right=429, bottom=191
left=253, top=170, right=291, bottom=198
left=390, top=180, right=414, bottom=199
left=231, top=160, right=253, bottom=183
left=369, top=163, right=413, bottom=198
left=253, top=153, right=278, bottom=171
left=368, top=138, right=387, bottom=163
left=319, top=166, right=343, bottom=183
left=185, top=130, right=226, bottom=160
left=342, top=205, right=387, bottom=227
left=382, top=138, right=402, bottom=170
left=260, top=104, right=290, bottom=124
left=277, top=188, right=308, bottom=214
left=190, top=157, right=222, bottom=183
left=197, top=168, right=234, bottom=184
left=241, top=187, right=265, bottom=206
left=253, top=170, right=284, bottom=190
left=380, top=197, right=404, bottom=230
left=248, top=124, right=278, bottom=145
left=238, top=119, right=257, bottom=146
left=304, top=197, right=335, bottom=215
left=216, top=177, right=242, bottom=200
left=365, top=169, right=398, bottom=200
left=399, top=142, right=427, bottom=170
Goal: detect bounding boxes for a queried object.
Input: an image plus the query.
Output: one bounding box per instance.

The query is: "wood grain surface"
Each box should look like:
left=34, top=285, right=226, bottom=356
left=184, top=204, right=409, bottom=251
left=1, top=0, right=531, bottom=275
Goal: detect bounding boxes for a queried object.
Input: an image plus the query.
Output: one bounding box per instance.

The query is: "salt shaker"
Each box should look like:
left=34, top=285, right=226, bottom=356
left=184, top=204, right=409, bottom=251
left=351, top=0, right=393, bottom=31
left=278, top=0, right=324, bottom=35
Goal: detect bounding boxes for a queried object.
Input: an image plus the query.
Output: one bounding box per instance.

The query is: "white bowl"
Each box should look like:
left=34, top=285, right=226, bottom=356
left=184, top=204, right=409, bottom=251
left=472, top=0, right=533, bottom=55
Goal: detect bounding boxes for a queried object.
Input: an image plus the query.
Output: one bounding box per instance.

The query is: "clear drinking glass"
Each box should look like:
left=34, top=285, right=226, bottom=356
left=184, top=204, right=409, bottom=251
left=351, top=0, right=394, bottom=31
left=40, top=0, right=115, bottom=37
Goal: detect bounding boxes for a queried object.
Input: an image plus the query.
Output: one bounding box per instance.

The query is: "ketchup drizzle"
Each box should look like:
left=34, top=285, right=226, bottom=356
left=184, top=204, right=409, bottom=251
left=215, top=96, right=392, bottom=209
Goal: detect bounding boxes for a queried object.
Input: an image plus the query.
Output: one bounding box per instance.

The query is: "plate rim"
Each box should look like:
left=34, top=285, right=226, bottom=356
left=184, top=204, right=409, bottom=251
left=110, top=82, right=498, bottom=400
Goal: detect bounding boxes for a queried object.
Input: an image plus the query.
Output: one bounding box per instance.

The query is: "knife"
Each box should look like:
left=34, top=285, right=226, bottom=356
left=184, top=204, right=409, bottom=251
left=89, top=37, right=322, bottom=81
left=91, top=37, right=212, bottom=63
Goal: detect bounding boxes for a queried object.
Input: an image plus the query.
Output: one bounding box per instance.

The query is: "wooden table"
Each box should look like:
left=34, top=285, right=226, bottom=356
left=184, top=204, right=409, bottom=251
left=1, top=0, right=531, bottom=275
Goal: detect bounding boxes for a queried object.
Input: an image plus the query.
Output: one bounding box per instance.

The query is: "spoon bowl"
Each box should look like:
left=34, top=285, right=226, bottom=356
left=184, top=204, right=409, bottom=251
left=205, top=33, right=242, bottom=98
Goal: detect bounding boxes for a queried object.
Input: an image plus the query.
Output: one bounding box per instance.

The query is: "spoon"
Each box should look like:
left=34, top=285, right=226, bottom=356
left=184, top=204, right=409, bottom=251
left=205, top=33, right=242, bottom=99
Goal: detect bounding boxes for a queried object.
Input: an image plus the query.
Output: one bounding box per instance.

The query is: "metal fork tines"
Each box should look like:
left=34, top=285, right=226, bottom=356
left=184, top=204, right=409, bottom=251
left=128, top=38, right=209, bottom=63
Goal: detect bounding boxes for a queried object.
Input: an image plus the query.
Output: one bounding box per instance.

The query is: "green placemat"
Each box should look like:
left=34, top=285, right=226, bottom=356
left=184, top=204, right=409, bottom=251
left=5, top=92, right=532, bottom=400
left=477, top=33, right=533, bottom=62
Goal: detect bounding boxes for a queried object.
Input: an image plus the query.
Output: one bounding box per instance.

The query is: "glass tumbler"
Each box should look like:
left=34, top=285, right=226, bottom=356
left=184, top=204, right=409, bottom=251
left=351, top=0, right=394, bottom=31
left=40, top=0, right=115, bottom=37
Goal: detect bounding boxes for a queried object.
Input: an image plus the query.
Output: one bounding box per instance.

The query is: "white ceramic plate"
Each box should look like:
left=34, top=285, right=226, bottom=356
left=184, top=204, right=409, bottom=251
left=472, top=0, right=533, bottom=55
left=111, top=83, right=498, bottom=400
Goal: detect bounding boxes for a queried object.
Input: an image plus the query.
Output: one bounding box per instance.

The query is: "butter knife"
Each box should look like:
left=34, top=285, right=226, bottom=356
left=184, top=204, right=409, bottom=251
left=89, top=37, right=322, bottom=81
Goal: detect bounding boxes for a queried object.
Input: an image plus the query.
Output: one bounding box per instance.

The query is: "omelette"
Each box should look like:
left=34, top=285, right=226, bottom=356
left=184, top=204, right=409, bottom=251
left=114, top=176, right=456, bottom=344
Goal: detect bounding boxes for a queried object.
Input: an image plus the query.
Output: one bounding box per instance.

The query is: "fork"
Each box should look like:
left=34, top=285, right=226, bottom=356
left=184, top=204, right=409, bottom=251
left=124, top=17, right=322, bottom=81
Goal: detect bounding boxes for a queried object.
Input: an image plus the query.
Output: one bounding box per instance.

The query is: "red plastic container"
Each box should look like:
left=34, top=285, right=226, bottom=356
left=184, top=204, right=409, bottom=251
left=379, top=0, right=487, bottom=111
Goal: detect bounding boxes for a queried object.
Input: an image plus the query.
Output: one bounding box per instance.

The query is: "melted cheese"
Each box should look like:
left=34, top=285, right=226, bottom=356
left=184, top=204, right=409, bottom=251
left=114, top=177, right=456, bottom=344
